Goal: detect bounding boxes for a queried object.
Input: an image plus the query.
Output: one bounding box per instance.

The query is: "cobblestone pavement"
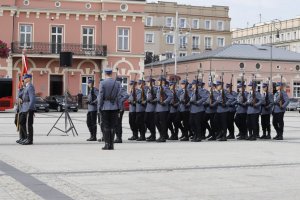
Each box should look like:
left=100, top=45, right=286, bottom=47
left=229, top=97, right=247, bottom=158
left=0, top=110, right=300, bottom=200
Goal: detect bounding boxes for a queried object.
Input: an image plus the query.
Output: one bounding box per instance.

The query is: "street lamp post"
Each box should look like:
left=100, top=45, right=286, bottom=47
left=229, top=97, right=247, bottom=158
left=269, top=19, right=281, bottom=93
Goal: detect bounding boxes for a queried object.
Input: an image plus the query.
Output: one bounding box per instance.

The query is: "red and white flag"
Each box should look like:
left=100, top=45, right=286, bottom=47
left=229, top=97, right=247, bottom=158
left=18, top=50, right=28, bottom=89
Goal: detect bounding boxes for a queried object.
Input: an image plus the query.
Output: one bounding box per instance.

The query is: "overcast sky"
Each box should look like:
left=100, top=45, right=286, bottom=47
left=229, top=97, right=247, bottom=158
left=148, top=0, right=300, bottom=29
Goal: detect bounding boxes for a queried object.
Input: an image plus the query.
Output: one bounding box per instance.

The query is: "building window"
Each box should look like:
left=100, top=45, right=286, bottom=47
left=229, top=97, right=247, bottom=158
left=205, top=20, right=211, bottom=30
left=166, top=34, right=174, bottom=44
left=205, top=37, right=212, bottom=49
left=145, top=16, right=153, bottom=26
left=51, top=26, right=63, bottom=54
left=179, top=18, right=186, bottom=28
left=217, top=21, right=224, bottom=31
left=179, top=36, right=187, bottom=49
left=179, top=52, right=187, bottom=57
left=82, top=27, right=94, bottom=49
left=120, top=77, right=128, bottom=92
left=263, top=36, right=267, bottom=43
left=145, top=33, right=154, bottom=43
left=287, top=32, right=291, bottom=40
left=81, top=76, right=93, bottom=96
left=165, top=17, right=173, bottom=27
left=293, top=82, right=300, bottom=98
left=294, top=31, right=297, bottom=40
left=192, top=36, right=200, bottom=49
left=165, top=52, right=173, bottom=59
left=239, top=63, right=245, bottom=69
left=217, top=37, right=225, bottom=47
left=192, top=19, right=199, bottom=29
left=256, top=63, right=261, bottom=70
left=118, top=27, right=130, bottom=51
left=20, top=24, right=32, bottom=48
left=280, top=33, right=285, bottom=41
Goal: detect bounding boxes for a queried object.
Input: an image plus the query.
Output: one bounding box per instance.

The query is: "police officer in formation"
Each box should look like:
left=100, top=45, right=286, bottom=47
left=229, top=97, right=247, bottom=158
left=86, top=79, right=99, bottom=141
left=17, top=74, right=36, bottom=145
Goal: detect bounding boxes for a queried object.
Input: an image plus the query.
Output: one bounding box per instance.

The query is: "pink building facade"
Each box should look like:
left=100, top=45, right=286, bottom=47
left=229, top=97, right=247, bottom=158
left=145, top=44, right=300, bottom=98
left=0, top=0, right=145, bottom=99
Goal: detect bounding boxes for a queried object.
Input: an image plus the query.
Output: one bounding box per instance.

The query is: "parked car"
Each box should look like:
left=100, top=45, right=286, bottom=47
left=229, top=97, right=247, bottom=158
left=286, top=98, right=299, bottom=111
left=34, top=96, right=49, bottom=112
left=45, top=95, right=78, bottom=112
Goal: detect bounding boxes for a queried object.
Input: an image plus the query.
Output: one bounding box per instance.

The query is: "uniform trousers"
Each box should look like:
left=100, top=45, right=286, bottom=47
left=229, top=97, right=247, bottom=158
left=179, top=111, right=190, bottom=137
left=115, top=110, right=124, bottom=139
left=144, top=112, right=156, bottom=137
left=261, top=114, right=271, bottom=135
left=247, top=113, right=260, bottom=138
left=235, top=113, right=247, bottom=137
left=272, top=112, right=285, bottom=136
left=129, top=112, right=138, bottom=137
left=19, top=110, right=34, bottom=142
left=87, top=111, right=97, bottom=136
left=155, top=111, right=169, bottom=139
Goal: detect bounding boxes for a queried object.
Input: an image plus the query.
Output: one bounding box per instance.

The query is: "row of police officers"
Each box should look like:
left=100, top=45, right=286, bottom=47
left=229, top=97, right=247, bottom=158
left=86, top=69, right=290, bottom=150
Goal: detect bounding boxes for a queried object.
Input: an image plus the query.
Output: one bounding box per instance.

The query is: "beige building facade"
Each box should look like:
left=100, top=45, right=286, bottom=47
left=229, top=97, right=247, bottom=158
left=144, top=1, right=231, bottom=60
left=232, top=17, right=300, bottom=53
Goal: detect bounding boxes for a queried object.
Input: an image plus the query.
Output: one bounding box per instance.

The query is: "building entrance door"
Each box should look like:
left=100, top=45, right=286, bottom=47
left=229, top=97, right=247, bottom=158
left=50, top=75, right=63, bottom=96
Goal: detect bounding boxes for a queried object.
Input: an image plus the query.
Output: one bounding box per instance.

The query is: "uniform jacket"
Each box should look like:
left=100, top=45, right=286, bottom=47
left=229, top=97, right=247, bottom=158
left=246, top=91, right=263, bottom=114
left=236, top=91, right=248, bottom=114
left=227, top=90, right=238, bottom=112
left=128, top=89, right=137, bottom=113
left=273, top=91, right=289, bottom=113
left=87, top=87, right=99, bottom=112
left=204, top=90, right=218, bottom=114
left=155, top=85, right=173, bottom=113
left=15, top=88, right=24, bottom=113
left=190, top=88, right=208, bottom=113
left=179, top=88, right=191, bottom=112
left=145, top=86, right=157, bottom=113
left=216, top=89, right=231, bottom=113
left=169, top=89, right=180, bottom=114
left=118, top=86, right=129, bottom=111
left=98, top=78, right=121, bottom=111
left=21, top=83, right=36, bottom=113
left=261, top=92, right=274, bottom=115
left=136, top=88, right=147, bottom=112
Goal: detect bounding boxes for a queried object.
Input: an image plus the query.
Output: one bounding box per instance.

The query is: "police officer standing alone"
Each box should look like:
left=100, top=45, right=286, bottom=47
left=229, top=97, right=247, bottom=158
left=18, top=74, right=36, bottom=145
left=272, top=82, right=289, bottom=140
left=86, top=79, right=99, bottom=141
left=260, top=83, right=274, bottom=139
left=98, top=69, right=121, bottom=150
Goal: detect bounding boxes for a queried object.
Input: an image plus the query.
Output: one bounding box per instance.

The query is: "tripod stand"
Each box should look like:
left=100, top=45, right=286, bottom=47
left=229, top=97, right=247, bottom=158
left=47, top=67, right=78, bottom=136
left=47, top=98, right=78, bottom=136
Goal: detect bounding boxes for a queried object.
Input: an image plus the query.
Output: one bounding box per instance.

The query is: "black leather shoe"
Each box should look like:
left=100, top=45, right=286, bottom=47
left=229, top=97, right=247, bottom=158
left=128, top=136, right=138, bottom=141
left=137, top=137, right=146, bottom=141
left=265, top=135, right=271, bottom=139
left=180, top=137, right=189, bottom=141
left=114, top=138, right=122, bottom=143
left=260, top=135, right=267, bottom=139
left=146, top=135, right=152, bottom=140
left=156, top=138, right=166, bottom=142
left=146, top=136, right=156, bottom=142
left=87, top=137, right=96, bottom=141
left=249, top=136, right=257, bottom=141
left=274, top=136, right=283, bottom=140
left=22, top=140, right=33, bottom=145
left=191, top=138, right=201, bottom=142
left=16, top=139, right=21, bottom=144
left=273, top=135, right=279, bottom=140
left=102, top=143, right=110, bottom=150
left=179, top=135, right=185, bottom=139
left=208, top=137, right=216, bottom=141
left=226, top=135, right=235, bottom=139
left=218, top=137, right=227, bottom=141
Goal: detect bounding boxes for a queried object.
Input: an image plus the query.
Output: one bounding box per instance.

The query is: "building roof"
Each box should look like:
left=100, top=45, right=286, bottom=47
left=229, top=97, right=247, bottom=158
left=145, top=44, right=300, bottom=67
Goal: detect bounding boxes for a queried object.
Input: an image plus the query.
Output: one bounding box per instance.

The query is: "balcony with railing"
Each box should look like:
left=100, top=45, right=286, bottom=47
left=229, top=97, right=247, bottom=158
left=11, top=42, right=107, bottom=57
